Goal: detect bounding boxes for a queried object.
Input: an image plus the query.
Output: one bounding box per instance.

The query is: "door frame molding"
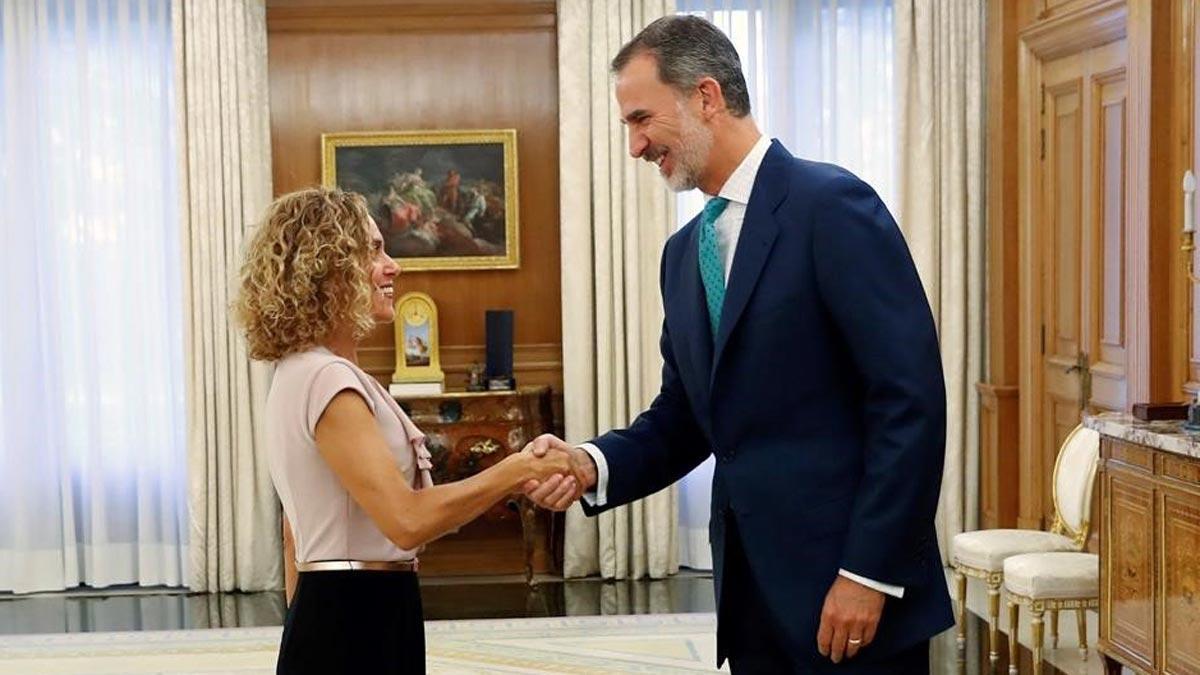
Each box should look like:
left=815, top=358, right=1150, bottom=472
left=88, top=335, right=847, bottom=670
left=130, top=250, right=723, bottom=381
left=1017, top=0, right=1140, bottom=529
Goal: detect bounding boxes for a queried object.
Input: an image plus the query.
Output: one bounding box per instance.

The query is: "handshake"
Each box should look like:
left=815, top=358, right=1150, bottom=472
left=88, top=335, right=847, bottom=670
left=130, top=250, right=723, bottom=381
left=515, top=434, right=599, bottom=511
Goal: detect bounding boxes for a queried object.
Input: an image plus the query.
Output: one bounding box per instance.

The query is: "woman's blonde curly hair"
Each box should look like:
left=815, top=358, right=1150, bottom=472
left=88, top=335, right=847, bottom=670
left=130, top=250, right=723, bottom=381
left=234, top=187, right=378, bottom=361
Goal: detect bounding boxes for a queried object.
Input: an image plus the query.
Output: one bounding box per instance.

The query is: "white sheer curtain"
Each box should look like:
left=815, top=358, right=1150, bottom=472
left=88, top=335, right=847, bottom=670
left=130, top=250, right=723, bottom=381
left=675, top=0, right=895, bottom=570
left=0, top=0, right=187, bottom=593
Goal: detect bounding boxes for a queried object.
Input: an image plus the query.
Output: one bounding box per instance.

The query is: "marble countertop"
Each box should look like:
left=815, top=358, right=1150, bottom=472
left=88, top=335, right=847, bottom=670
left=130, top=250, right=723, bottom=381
left=1084, top=411, right=1200, bottom=460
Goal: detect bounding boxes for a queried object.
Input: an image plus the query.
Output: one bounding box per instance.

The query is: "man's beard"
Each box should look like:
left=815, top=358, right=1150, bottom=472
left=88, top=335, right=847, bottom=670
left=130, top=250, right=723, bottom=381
left=660, top=107, right=713, bottom=192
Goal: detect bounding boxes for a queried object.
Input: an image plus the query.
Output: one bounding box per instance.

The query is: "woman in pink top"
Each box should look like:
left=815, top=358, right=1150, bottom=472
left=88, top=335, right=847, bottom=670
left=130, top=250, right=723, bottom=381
left=234, top=187, right=572, bottom=674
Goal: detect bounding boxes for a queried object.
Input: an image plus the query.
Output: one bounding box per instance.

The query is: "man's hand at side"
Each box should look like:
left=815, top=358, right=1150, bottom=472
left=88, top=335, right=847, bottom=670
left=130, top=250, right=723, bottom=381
left=521, top=434, right=597, bottom=511
left=816, top=575, right=886, bottom=663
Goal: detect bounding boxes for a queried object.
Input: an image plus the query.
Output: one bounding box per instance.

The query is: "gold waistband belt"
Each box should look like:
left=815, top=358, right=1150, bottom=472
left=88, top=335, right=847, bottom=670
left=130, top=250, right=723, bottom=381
left=296, top=559, right=418, bottom=573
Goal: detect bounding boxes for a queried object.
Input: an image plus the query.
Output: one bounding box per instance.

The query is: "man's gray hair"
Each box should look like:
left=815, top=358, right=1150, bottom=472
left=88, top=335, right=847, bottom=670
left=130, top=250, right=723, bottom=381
left=611, top=15, right=751, bottom=118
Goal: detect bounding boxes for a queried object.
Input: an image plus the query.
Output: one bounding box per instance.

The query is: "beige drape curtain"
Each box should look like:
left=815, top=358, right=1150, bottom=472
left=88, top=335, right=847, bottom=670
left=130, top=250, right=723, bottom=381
left=175, top=0, right=279, bottom=592
left=557, top=0, right=679, bottom=579
left=895, top=0, right=986, bottom=561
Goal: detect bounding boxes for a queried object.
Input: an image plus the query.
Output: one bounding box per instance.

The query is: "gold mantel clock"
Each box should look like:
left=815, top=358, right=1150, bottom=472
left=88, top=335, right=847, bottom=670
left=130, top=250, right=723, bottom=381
left=390, top=292, right=445, bottom=396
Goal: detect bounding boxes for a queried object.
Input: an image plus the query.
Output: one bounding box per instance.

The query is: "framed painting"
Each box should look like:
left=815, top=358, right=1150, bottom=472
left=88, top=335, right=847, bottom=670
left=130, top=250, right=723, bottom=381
left=322, top=129, right=519, bottom=271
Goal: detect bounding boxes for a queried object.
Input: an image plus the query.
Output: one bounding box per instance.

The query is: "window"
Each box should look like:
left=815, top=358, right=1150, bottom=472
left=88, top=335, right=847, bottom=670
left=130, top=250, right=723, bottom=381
left=675, top=0, right=895, bottom=225
left=0, top=0, right=186, bottom=593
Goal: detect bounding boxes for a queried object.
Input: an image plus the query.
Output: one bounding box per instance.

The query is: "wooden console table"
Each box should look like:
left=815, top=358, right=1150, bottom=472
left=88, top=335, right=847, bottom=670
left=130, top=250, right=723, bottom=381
left=1086, top=413, right=1200, bottom=674
left=393, top=386, right=556, bottom=581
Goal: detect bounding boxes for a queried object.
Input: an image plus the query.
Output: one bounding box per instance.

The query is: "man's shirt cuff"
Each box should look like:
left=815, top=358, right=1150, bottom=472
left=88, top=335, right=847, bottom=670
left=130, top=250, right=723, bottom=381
left=577, top=443, right=609, bottom=508
left=839, top=569, right=904, bottom=598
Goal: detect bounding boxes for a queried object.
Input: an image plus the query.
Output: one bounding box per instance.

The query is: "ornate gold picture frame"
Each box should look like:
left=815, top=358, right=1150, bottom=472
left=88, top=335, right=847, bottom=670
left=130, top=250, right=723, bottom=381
left=322, top=129, right=519, bottom=271
left=391, top=292, right=445, bottom=388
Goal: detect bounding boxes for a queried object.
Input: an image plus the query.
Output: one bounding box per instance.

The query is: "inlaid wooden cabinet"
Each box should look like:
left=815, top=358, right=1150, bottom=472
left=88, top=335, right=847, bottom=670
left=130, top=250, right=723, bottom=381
left=1099, top=437, right=1200, bottom=674
left=393, top=386, right=557, bottom=578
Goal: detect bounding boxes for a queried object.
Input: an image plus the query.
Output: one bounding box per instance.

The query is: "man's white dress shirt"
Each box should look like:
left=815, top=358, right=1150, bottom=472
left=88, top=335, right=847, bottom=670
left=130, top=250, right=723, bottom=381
left=577, top=135, right=903, bottom=598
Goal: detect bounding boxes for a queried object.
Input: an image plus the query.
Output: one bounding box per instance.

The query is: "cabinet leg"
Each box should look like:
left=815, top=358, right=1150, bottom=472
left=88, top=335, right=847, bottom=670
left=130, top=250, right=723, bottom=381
left=1101, top=654, right=1123, bottom=675
left=517, top=496, right=537, bottom=584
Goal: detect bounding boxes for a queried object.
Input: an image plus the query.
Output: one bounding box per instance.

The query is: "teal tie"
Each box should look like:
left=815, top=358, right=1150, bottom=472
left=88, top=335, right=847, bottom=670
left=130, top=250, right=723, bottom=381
left=698, top=197, right=730, bottom=339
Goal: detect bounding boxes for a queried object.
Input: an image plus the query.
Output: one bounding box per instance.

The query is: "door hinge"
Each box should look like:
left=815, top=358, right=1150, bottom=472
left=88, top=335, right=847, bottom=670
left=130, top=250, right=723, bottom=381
left=1040, top=83, right=1046, bottom=115
left=1040, top=128, right=1046, bottom=161
left=1041, top=325, right=1046, bottom=354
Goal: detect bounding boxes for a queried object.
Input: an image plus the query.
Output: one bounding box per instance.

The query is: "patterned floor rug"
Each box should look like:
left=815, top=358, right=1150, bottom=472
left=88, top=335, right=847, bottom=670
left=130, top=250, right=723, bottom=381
left=0, top=613, right=724, bottom=674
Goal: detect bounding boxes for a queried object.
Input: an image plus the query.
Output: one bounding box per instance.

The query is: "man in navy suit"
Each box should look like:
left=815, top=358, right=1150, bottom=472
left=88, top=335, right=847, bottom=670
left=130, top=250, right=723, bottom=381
left=526, top=15, right=953, bottom=673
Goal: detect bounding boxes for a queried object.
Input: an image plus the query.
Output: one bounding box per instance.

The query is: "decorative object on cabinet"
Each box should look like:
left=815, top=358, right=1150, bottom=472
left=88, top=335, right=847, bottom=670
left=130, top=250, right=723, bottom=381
left=321, top=129, right=519, bottom=271
left=466, top=362, right=486, bottom=392
left=390, top=292, right=444, bottom=396
left=485, top=309, right=516, bottom=390
left=1130, top=402, right=1188, bottom=422
left=1087, top=413, right=1200, bottom=675
left=394, top=386, right=555, bottom=581
left=1003, top=551, right=1099, bottom=675
left=950, top=425, right=1100, bottom=661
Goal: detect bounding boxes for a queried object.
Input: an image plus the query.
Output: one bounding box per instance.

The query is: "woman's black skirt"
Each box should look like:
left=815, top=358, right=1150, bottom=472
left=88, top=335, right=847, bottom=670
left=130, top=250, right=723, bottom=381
left=276, top=570, right=425, bottom=674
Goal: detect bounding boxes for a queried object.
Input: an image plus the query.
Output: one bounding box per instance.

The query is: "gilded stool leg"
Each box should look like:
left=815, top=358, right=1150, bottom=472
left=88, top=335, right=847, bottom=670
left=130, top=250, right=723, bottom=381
left=955, top=570, right=967, bottom=648
left=1050, top=608, right=1059, bottom=649
left=987, top=578, right=1002, bottom=662
left=1076, top=609, right=1088, bottom=659
left=1007, top=599, right=1020, bottom=675
left=1030, top=606, right=1045, bottom=675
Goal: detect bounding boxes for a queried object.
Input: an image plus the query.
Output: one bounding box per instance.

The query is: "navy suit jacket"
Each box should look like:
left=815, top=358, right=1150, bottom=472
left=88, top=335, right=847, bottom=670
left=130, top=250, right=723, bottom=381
left=582, top=141, right=954, bottom=667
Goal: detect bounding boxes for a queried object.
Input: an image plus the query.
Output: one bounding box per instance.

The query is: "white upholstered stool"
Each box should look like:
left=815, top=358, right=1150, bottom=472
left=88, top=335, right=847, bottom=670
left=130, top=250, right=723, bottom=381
left=950, top=425, right=1099, bottom=661
left=1002, top=551, right=1099, bottom=675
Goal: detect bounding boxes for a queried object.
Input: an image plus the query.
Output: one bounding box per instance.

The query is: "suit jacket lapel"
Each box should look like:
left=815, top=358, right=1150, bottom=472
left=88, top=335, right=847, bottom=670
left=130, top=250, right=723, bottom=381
left=711, top=141, right=789, bottom=379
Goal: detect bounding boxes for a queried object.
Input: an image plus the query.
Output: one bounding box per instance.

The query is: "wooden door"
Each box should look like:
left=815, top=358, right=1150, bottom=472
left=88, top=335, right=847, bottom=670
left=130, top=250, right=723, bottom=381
left=1038, top=39, right=1128, bottom=526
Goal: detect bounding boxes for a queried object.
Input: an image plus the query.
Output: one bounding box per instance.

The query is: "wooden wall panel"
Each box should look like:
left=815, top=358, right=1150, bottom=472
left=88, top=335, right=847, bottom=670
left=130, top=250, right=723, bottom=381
left=266, top=0, right=563, bottom=397
left=1141, top=0, right=1195, bottom=407
left=981, top=0, right=1023, bottom=530
left=1097, top=94, right=1126, bottom=359
left=1090, top=71, right=1129, bottom=412
left=978, top=383, right=1019, bottom=528
left=1047, top=80, right=1082, bottom=361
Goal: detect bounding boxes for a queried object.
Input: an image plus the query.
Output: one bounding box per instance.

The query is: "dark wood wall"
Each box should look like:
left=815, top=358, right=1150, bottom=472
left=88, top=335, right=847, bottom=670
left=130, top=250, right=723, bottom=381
left=265, top=1, right=563, bottom=575
left=266, top=0, right=563, bottom=396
